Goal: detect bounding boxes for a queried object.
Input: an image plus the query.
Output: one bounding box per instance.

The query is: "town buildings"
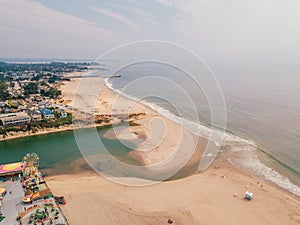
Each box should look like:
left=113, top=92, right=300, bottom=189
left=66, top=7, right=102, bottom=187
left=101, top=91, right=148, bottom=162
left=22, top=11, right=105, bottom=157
left=0, top=112, right=31, bottom=127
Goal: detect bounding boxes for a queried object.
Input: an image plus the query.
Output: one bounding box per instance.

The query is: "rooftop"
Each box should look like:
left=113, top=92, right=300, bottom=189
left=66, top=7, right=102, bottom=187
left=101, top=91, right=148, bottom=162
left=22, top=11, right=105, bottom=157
left=0, top=112, right=30, bottom=119
left=0, top=162, right=26, bottom=176
left=0, top=112, right=31, bottom=122
left=39, top=108, right=54, bottom=115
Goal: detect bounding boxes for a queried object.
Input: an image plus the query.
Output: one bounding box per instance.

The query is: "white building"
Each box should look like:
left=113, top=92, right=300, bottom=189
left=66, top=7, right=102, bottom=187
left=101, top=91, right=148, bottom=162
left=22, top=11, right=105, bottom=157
left=60, top=111, right=68, bottom=118
left=0, top=112, right=31, bottom=127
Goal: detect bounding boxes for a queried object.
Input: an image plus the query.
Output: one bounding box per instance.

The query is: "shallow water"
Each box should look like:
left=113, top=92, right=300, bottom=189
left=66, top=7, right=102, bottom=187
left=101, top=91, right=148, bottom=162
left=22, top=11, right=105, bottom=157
left=1, top=61, right=299, bottom=194
left=104, top=62, right=300, bottom=194
left=0, top=126, right=136, bottom=175
left=0, top=124, right=198, bottom=181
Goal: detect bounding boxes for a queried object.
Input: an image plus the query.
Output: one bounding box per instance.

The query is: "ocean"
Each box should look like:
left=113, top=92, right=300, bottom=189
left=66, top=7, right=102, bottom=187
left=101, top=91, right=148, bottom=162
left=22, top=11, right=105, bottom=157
left=0, top=59, right=299, bottom=195
left=103, top=61, right=300, bottom=195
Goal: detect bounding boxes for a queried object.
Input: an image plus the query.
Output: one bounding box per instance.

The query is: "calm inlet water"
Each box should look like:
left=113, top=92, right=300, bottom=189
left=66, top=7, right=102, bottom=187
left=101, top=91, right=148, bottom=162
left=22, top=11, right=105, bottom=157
left=0, top=126, right=136, bottom=175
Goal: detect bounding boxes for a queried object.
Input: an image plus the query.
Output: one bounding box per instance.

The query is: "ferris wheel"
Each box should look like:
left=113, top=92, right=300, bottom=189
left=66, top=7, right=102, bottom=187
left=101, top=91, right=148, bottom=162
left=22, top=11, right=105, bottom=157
left=23, top=153, right=40, bottom=168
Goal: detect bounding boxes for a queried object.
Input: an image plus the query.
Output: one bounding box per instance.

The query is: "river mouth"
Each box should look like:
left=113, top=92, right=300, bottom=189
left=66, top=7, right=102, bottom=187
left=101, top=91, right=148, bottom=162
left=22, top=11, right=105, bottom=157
left=1, top=122, right=300, bottom=194
left=0, top=124, right=201, bottom=181
left=0, top=125, right=137, bottom=174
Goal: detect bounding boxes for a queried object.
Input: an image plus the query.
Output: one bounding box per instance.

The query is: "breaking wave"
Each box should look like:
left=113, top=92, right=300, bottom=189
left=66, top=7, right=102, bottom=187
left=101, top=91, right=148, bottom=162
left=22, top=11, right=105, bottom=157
left=105, top=78, right=300, bottom=196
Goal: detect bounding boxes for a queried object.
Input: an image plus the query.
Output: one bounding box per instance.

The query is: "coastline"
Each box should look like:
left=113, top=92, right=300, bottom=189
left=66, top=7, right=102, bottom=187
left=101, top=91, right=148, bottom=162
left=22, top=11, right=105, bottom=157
left=0, top=124, right=77, bottom=142
left=59, top=71, right=200, bottom=168
left=0, top=116, right=144, bottom=142
left=50, top=71, right=300, bottom=224
left=104, top=73, right=300, bottom=196
left=4, top=71, right=300, bottom=224
left=0, top=71, right=149, bottom=142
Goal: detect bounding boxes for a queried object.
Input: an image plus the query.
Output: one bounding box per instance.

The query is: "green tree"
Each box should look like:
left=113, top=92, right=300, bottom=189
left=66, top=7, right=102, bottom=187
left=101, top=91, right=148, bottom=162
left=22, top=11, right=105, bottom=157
left=48, top=75, right=58, bottom=84
left=9, top=82, right=15, bottom=89
left=0, top=81, right=11, bottom=101
left=23, top=82, right=39, bottom=96
left=41, top=87, right=61, bottom=98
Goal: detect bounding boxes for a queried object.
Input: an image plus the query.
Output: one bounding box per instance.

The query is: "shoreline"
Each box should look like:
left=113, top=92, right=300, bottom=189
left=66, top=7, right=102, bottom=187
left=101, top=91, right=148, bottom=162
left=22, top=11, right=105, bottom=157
left=3, top=71, right=300, bottom=224
left=0, top=114, right=147, bottom=142
left=48, top=71, right=300, bottom=224
left=2, top=70, right=299, bottom=196
left=0, top=124, right=78, bottom=142
left=105, top=73, right=300, bottom=196
left=46, top=157, right=300, bottom=225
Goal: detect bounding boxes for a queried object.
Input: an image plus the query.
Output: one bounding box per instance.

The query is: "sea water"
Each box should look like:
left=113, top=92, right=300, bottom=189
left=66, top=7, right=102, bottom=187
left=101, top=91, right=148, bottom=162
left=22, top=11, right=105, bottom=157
left=1, top=61, right=299, bottom=195
left=104, top=61, right=300, bottom=195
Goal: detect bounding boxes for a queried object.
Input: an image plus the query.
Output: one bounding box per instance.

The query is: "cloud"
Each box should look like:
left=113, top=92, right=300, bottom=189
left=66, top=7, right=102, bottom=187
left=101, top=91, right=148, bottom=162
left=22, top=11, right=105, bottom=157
left=156, top=0, right=172, bottom=7
left=155, top=0, right=186, bottom=8
left=2, top=0, right=299, bottom=63
left=91, top=6, right=140, bottom=31
left=0, top=0, right=120, bottom=58
left=107, top=2, right=158, bottom=27
left=166, top=0, right=300, bottom=63
left=127, top=0, right=141, bottom=5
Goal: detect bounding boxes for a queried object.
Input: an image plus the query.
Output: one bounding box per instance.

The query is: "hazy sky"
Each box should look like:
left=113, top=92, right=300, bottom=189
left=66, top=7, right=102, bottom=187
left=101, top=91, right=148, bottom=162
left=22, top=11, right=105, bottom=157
left=1, top=0, right=300, bottom=63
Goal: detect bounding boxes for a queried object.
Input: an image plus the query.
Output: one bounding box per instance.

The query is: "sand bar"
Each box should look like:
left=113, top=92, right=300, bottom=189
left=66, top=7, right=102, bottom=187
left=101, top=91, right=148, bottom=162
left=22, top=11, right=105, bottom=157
left=45, top=71, right=300, bottom=224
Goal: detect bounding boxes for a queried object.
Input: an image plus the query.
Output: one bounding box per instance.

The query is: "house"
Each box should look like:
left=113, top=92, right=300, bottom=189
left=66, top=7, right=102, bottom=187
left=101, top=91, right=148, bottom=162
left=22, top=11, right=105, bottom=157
left=39, top=108, right=55, bottom=119
left=11, top=91, right=21, bottom=98
left=35, top=96, right=43, bottom=102
left=38, top=101, right=46, bottom=108
left=60, top=111, right=68, bottom=118
left=55, top=109, right=68, bottom=118
left=27, top=110, right=43, bottom=121
left=0, top=112, right=31, bottom=127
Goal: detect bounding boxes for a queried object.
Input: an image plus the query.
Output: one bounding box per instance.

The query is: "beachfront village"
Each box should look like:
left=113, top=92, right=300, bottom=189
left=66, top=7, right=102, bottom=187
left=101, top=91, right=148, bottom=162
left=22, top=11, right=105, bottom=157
left=0, top=62, right=90, bottom=137
left=0, top=61, right=149, bottom=139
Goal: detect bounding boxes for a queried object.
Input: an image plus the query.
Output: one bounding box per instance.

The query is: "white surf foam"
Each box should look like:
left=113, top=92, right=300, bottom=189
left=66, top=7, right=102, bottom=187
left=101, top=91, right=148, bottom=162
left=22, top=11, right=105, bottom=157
left=228, top=146, right=300, bottom=196
left=105, top=78, right=300, bottom=196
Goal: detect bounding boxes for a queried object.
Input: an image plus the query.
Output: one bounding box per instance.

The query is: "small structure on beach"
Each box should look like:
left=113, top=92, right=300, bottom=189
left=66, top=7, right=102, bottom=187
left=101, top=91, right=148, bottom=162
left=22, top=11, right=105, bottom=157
left=245, top=191, right=254, bottom=200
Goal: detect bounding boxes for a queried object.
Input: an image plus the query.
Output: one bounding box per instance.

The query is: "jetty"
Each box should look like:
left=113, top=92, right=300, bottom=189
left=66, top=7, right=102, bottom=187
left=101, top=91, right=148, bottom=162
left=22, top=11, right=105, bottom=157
left=0, top=153, right=68, bottom=225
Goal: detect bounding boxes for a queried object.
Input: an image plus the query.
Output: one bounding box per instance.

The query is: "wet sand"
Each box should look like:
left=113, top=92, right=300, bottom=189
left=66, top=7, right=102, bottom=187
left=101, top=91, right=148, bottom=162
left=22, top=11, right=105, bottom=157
left=45, top=71, right=300, bottom=225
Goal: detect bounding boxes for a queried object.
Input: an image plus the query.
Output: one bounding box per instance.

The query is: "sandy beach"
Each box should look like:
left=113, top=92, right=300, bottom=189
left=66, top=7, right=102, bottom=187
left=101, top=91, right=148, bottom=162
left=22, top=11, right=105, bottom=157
left=44, top=72, right=300, bottom=225
left=60, top=72, right=201, bottom=168
left=2, top=0, right=300, bottom=224
left=46, top=160, right=300, bottom=225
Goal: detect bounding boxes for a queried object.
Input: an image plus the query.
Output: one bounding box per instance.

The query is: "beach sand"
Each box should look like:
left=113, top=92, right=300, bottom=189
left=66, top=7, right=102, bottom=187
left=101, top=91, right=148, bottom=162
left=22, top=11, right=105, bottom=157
left=45, top=72, right=300, bottom=225
left=46, top=160, right=300, bottom=225
left=60, top=72, right=201, bottom=168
